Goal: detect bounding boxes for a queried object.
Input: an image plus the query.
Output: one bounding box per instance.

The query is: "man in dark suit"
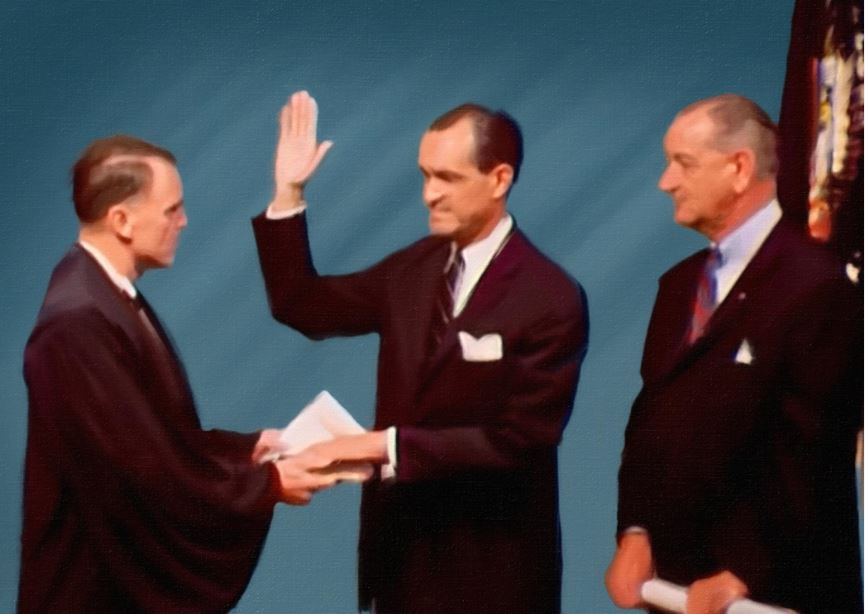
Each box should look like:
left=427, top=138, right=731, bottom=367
left=19, top=135, right=348, bottom=612
left=606, top=95, right=862, bottom=614
left=252, top=91, right=588, bottom=613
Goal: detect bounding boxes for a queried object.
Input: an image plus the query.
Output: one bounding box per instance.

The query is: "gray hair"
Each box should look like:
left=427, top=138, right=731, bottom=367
left=680, top=94, right=778, bottom=178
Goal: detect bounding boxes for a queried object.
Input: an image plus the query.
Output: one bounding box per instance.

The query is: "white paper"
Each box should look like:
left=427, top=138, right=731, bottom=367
left=277, top=390, right=365, bottom=453
left=641, top=579, right=798, bottom=614
left=260, top=391, right=372, bottom=481
left=641, top=578, right=687, bottom=612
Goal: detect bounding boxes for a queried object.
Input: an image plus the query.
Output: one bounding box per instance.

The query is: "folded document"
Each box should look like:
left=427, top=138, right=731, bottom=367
left=261, top=391, right=372, bottom=482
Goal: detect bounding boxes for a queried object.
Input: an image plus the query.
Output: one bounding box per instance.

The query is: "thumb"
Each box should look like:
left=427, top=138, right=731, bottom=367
left=308, top=140, right=333, bottom=176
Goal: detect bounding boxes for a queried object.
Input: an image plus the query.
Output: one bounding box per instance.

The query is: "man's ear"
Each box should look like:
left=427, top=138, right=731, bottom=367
left=730, top=149, right=756, bottom=194
left=106, top=203, right=134, bottom=241
left=490, top=163, right=514, bottom=199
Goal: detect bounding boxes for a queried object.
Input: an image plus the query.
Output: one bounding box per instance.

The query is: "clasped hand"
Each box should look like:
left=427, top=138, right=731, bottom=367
left=253, top=430, right=387, bottom=505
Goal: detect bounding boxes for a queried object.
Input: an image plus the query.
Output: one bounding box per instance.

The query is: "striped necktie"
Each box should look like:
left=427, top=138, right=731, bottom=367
left=687, top=247, right=722, bottom=344
left=430, top=250, right=464, bottom=349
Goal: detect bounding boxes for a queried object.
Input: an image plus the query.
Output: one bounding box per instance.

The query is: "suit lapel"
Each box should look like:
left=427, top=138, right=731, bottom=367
left=404, top=241, right=453, bottom=396
left=73, top=245, right=150, bottom=352
left=658, top=222, right=787, bottom=379
left=134, top=291, right=196, bottom=405
left=420, top=231, right=521, bottom=388
left=644, top=252, right=704, bottom=380
left=73, top=246, right=197, bottom=421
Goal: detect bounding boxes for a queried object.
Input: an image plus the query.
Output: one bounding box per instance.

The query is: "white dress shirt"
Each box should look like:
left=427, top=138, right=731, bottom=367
left=450, top=214, right=514, bottom=317
left=78, top=240, right=137, bottom=297
left=712, top=199, right=782, bottom=306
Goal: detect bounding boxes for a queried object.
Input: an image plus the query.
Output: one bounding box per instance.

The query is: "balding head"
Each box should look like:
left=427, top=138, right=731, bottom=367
left=677, top=94, right=778, bottom=179
left=72, top=135, right=176, bottom=223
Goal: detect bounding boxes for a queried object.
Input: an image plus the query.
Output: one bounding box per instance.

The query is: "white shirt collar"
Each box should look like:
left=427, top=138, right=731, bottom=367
left=78, top=240, right=137, bottom=298
left=712, top=199, right=782, bottom=304
left=451, top=214, right=513, bottom=316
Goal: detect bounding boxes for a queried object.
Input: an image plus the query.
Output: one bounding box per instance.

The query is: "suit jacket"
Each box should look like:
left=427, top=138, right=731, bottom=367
left=617, top=220, right=863, bottom=613
left=18, top=245, right=279, bottom=613
left=253, top=213, right=588, bottom=614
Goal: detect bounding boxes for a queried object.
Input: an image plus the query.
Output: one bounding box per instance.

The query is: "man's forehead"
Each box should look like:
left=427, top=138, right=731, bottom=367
left=419, top=119, right=475, bottom=162
left=665, top=110, right=715, bottom=149
left=102, top=153, right=156, bottom=168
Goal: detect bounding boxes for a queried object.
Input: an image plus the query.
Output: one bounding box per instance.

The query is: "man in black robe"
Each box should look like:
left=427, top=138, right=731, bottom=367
left=18, top=135, right=347, bottom=612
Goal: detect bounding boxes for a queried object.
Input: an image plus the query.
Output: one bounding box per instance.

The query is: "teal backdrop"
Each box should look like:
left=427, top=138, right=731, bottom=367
left=0, top=2, right=795, bottom=611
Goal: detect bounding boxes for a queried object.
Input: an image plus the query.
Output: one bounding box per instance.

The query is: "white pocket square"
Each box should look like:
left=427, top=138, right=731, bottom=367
left=734, top=338, right=754, bottom=365
left=458, top=331, right=503, bottom=362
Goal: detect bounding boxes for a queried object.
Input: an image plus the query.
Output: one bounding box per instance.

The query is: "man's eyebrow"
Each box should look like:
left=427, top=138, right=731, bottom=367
left=671, top=152, right=697, bottom=164
left=420, top=167, right=464, bottom=181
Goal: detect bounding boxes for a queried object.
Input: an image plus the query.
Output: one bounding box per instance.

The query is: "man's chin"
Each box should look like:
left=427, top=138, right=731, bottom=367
left=428, top=222, right=456, bottom=239
left=672, top=209, right=693, bottom=228
left=136, top=255, right=176, bottom=274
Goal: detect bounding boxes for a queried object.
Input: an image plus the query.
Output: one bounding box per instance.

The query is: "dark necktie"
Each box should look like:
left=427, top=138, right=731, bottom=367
left=122, top=289, right=192, bottom=411
left=687, top=248, right=722, bottom=344
left=124, top=290, right=169, bottom=353
left=430, top=249, right=464, bottom=349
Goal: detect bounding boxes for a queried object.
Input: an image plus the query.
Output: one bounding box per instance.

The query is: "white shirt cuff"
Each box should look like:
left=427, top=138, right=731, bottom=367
left=265, top=202, right=307, bottom=220
left=381, top=426, right=397, bottom=480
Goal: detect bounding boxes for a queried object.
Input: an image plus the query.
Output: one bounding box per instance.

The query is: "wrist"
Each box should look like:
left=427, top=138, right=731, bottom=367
left=365, top=431, right=389, bottom=462
left=270, top=183, right=305, bottom=212
left=618, top=530, right=651, bottom=552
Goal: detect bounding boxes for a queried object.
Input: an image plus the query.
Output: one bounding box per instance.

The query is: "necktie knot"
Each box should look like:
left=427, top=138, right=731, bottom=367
left=122, top=289, right=168, bottom=353
left=123, top=290, right=144, bottom=311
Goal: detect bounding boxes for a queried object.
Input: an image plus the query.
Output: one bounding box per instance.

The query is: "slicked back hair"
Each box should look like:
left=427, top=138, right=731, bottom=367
left=72, top=135, right=176, bottom=223
left=680, top=94, right=779, bottom=178
left=429, top=103, right=524, bottom=188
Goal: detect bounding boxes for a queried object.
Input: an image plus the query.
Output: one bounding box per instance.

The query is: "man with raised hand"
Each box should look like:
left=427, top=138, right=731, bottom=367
left=253, top=91, right=588, bottom=613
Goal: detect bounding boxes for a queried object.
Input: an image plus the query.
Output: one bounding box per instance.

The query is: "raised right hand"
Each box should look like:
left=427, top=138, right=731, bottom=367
left=271, top=90, right=333, bottom=211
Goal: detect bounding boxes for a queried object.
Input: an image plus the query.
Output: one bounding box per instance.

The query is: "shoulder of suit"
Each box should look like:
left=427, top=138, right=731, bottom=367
left=26, top=298, right=117, bottom=367
left=767, top=220, right=851, bottom=282
left=375, top=234, right=450, bottom=271
left=502, top=230, right=587, bottom=308
left=31, top=249, right=121, bottom=343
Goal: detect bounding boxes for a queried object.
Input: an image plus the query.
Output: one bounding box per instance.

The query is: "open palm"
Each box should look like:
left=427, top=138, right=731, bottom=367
left=274, top=90, right=333, bottom=192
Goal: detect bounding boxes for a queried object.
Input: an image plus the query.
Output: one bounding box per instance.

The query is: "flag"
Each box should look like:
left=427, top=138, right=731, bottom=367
left=777, top=0, right=863, bottom=283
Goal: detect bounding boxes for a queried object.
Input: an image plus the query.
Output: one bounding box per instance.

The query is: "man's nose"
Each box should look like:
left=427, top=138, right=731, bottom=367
left=423, top=179, right=441, bottom=207
left=657, top=166, right=676, bottom=192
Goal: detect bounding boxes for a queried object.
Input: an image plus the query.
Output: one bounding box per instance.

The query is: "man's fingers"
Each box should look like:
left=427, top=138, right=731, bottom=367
left=283, top=489, right=313, bottom=506
left=308, top=140, right=333, bottom=176
left=281, top=448, right=339, bottom=472
left=291, top=92, right=301, bottom=137
left=279, top=103, right=292, bottom=141
left=290, top=90, right=316, bottom=138
left=304, top=94, right=318, bottom=139
left=686, top=571, right=748, bottom=614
